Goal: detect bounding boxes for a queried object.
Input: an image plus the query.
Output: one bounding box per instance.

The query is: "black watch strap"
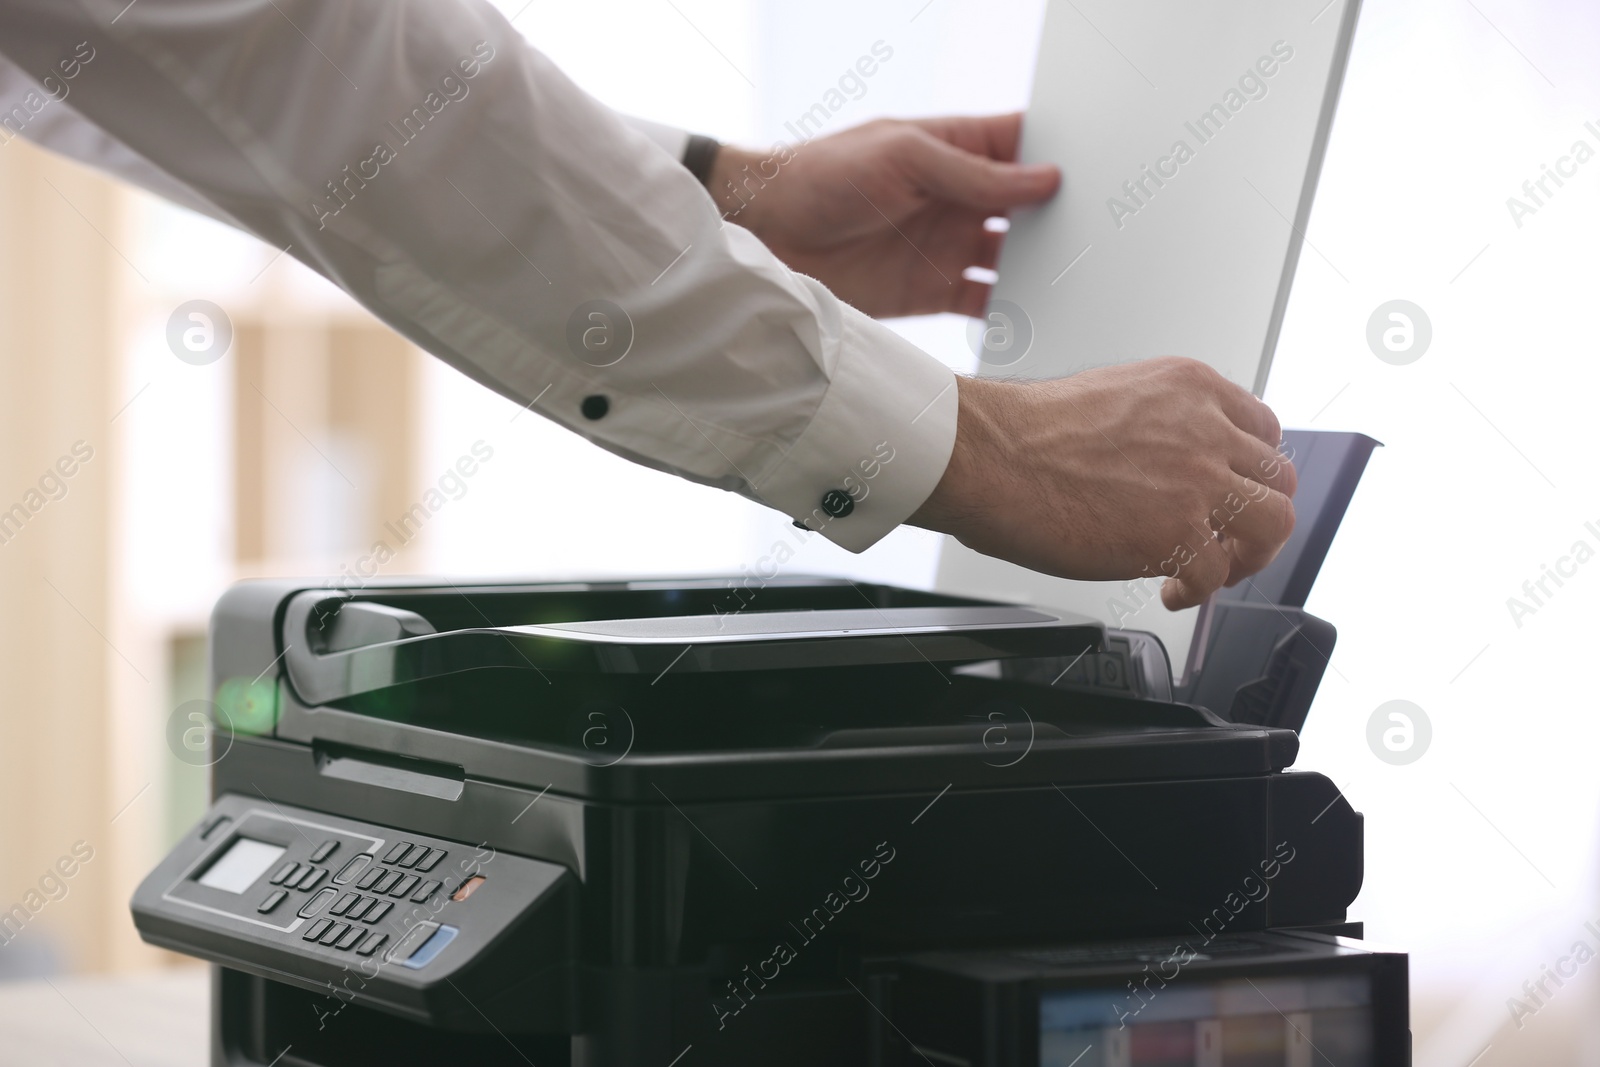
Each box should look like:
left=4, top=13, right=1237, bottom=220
left=682, top=133, right=721, bottom=186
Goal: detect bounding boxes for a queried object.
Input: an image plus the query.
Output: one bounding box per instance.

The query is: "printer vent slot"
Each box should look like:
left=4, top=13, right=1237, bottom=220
left=314, top=743, right=465, bottom=801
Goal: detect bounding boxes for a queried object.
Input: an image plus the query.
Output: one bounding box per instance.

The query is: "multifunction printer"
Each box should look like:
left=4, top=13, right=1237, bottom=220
left=133, top=430, right=1406, bottom=1066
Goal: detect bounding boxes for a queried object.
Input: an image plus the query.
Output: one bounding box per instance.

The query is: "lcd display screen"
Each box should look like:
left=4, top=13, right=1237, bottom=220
left=197, top=838, right=286, bottom=894
left=1040, top=973, right=1373, bottom=1066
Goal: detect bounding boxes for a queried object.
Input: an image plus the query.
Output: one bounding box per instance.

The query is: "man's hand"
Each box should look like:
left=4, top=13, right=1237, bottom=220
left=909, top=359, right=1298, bottom=610
left=708, top=115, right=1060, bottom=319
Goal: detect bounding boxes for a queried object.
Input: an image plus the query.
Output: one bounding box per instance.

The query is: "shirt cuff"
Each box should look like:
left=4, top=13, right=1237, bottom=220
left=753, top=308, right=959, bottom=553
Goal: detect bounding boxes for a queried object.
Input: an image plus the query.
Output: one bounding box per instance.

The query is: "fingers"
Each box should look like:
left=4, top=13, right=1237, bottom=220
left=1161, top=469, right=1294, bottom=610
left=1161, top=537, right=1231, bottom=611
left=1213, top=378, right=1283, bottom=448
left=900, top=127, right=1060, bottom=213
left=1214, top=473, right=1296, bottom=579
left=953, top=229, right=1007, bottom=316
left=1231, top=430, right=1297, bottom=498
left=911, top=113, right=1026, bottom=162
left=971, top=225, right=1006, bottom=271
left=954, top=277, right=992, bottom=319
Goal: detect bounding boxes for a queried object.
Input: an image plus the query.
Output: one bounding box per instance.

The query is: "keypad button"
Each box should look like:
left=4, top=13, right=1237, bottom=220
left=302, top=918, right=332, bottom=942
left=297, top=867, right=328, bottom=892
left=382, top=842, right=411, bottom=864
left=319, top=921, right=349, bottom=946
left=389, top=874, right=419, bottom=898
left=451, top=875, right=486, bottom=902
left=334, top=925, right=366, bottom=951
left=411, top=880, right=442, bottom=904
left=361, top=900, right=393, bottom=924
left=395, top=844, right=426, bottom=869
left=329, top=893, right=359, bottom=917
left=345, top=897, right=374, bottom=921
left=414, top=848, right=446, bottom=872
left=355, top=866, right=385, bottom=890
left=309, top=840, right=339, bottom=864
left=355, top=933, right=388, bottom=957
left=297, top=887, right=337, bottom=919
left=270, top=863, right=300, bottom=887
left=333, top=854, right=372, bottom=885
left=371, top=870, right=400, bottom=894
left=398, top=924, right=457, bottom=969
left=385, top=921, right=439, bottom=965
left=257, top=890, right=287, bottom=914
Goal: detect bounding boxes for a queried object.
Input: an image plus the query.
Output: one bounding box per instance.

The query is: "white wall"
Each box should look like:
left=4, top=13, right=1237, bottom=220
left=1267, top=1, right=1600, bottom=1061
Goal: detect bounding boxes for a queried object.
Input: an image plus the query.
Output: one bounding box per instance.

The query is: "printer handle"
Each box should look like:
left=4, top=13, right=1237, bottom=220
left=278, top=592, right=1105, bottom=706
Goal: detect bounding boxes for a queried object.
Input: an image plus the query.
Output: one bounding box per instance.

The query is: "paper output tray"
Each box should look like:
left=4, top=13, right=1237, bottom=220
left=280, top=592, right=1104, bottom=706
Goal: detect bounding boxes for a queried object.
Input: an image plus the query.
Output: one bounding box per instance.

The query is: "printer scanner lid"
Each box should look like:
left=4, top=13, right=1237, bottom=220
left=213, top=578, right=1304, bottom=802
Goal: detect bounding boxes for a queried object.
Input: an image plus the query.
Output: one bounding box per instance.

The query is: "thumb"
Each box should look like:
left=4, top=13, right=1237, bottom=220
left=900, top=129, right=1061, bottom=212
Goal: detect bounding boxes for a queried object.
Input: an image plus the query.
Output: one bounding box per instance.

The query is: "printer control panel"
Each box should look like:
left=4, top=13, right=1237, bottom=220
left=131, top=793, right=570, bottom=1021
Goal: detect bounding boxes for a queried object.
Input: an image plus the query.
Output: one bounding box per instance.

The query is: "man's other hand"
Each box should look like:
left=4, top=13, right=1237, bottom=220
left=709, top=115, right=1060, bottom=319
left=909, top=358, right=1298, bottom=610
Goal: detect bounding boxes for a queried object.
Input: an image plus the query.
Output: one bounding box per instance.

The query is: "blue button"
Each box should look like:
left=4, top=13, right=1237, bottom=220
left=400, top=923, right=459, bottom=969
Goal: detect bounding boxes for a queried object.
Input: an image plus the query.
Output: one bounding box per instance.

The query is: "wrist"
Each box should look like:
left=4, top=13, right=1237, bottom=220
left=706, top=144, right=770, bottom=230
left=908, top=376, right=1009, bottom=536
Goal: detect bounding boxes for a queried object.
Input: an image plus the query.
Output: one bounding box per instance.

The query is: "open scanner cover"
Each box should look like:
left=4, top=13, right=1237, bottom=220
left=281, top=587, right=1105, bottom=707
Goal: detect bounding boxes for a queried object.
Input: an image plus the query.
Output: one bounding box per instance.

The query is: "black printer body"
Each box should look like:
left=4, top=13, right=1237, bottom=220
left=132, top=437, right=1406, bottom=1066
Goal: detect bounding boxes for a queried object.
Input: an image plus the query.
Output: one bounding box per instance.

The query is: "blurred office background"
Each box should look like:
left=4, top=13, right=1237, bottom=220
left=0, top=0, right=1597, bottom=1063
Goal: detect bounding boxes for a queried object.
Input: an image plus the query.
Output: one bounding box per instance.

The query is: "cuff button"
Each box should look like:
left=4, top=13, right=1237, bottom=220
left=820, top=489, right=854, bottom=518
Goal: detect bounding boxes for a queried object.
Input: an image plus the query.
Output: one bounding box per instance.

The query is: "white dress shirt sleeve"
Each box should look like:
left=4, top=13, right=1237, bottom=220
left=0, top=51, right=694, bottom=230
left=621, top=115, right=691, bottom=163
left=0, top=49, right=235, bottom=223
left=0, top=0, right=958, bottom=552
